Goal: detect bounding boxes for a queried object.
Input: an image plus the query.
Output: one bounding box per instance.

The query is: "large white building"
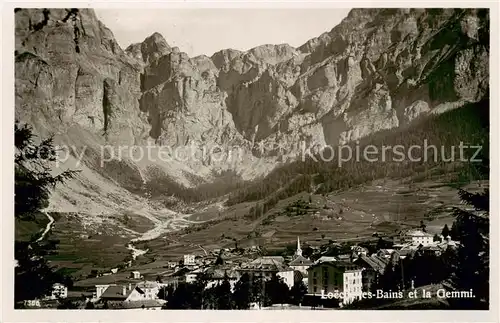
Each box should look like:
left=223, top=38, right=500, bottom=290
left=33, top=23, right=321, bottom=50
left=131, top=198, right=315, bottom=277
left=45, top=283, right=68, bottom=300
left=405, top=230, right=434, bottom=246
left=307, top=261, right=363, bottom=305
left=183, top=254, right=196, bottom=266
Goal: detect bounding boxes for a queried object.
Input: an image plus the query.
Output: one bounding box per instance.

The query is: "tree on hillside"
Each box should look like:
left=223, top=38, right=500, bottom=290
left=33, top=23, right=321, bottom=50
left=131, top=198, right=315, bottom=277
left=302, top=245, right=314, bottom=259
left=251, top=276, right=268, bottom=308
left=441, top=224, right=451, bottom=238
left=419, top=220, right=427, bottom=232
left=15, top=121, right=78, bottom=220
left=201, top=285, right=217, bottom=309
left=233, top=273, right=252, bottom=309
left=194, top=271, right=212, bottom=309
left=449, top=222, right=460, bottom=240
left=157, top=285, right=174, bottom=300
left=289, top=280, right=308, bottom=305
left=265, top=275, right=290, bottom=306
left=14, top=121, right=78, bottom=305
left=15, top=239, right=63, bottom=304
left=215, top=251, right=224, bottom=265
left=165, top=282, right=197, bottom=309
left=215, top=275, right=233, bottom=309
left=446, top=188, right=489, bottom=309
left=378, top=252, right=401, bottom=291
left=409, top=251, right=449, bottom=287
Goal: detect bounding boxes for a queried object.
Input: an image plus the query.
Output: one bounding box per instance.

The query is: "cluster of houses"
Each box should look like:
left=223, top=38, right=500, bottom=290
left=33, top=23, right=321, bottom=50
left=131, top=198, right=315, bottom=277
left=306, top=229, right=459, bottom=306
left=23, top=228, right=458, bottom=309
left=86, top=229, right=459, bottom=309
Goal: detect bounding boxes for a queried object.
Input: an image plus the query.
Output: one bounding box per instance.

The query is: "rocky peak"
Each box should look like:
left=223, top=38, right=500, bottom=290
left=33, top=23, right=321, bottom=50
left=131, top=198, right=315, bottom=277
left=211, top=48, right=243, bottom=70
left=247, top=43, right=299, bottom=65
left=125, top=43, right=143, bottom=62
left=140, top=32, right=172, bottom=64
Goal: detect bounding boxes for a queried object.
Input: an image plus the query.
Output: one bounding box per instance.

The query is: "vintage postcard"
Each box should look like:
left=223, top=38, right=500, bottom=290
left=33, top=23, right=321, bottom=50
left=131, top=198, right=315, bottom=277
left=2, top=1, right=498, bottom=322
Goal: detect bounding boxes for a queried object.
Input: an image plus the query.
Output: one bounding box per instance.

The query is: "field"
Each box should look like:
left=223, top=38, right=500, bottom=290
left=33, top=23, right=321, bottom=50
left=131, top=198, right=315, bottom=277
left=15, top=212, right=50, bottom=241
left=133, top=177, right=487, bottom=262
left=39, top=210, right=158, bottom=279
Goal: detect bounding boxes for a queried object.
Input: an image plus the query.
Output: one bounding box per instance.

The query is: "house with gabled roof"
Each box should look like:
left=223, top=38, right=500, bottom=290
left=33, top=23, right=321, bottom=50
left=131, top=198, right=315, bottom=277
left=354, top=254, right=388, bottom=292
left=99, top=284, right=142, bottom=303
left=97, top=281, right=165, bottom=309
left=238, top=256, right=295, bottom=288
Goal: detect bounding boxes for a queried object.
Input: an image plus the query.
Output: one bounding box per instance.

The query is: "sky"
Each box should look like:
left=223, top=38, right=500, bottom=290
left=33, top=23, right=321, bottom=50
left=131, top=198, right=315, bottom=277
left=95, top=9, right=351, bottom=57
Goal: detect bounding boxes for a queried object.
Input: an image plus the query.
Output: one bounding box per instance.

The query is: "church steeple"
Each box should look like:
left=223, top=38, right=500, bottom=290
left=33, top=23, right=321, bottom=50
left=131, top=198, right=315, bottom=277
left=296, top=236, right=302, bottom=257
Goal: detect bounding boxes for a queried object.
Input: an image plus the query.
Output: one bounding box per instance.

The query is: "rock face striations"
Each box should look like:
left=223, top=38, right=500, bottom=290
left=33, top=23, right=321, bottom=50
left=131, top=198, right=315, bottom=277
left=15, top=9, right=148, bottom=144
left=15, top=8, right=489, bottom=212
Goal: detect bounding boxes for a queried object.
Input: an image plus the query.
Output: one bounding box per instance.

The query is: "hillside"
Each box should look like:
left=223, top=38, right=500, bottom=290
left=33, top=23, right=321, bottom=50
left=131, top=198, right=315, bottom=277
left=226, top=98, right=489, bottom=211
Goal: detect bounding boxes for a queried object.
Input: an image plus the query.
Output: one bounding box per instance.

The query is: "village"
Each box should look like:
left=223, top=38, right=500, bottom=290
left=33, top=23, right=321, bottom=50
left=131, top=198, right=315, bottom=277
left=23, top=226, right=460, bottom=310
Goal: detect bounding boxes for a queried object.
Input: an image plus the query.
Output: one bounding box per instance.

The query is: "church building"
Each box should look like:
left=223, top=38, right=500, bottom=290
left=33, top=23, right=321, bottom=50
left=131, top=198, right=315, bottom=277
left=288, top=237, right=313, bottom=275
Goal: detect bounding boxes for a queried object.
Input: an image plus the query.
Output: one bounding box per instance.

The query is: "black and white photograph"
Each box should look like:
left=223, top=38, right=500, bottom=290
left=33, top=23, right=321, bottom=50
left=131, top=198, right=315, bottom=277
left=4, top=2, right=495, bottom=318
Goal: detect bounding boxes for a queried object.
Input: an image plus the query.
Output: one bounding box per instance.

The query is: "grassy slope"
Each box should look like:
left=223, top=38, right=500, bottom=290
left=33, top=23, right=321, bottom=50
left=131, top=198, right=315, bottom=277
left=15, top=212, right=49, bottom=241
left=227, top=99, right=489, bottom=211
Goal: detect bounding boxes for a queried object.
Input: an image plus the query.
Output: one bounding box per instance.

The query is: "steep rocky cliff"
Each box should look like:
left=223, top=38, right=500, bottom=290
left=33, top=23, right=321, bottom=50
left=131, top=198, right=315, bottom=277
left=15, top=9, right=147, bottom=142
left=135, top=8, right=488, bottom=159
left=15, top=8, right=489, bottom=213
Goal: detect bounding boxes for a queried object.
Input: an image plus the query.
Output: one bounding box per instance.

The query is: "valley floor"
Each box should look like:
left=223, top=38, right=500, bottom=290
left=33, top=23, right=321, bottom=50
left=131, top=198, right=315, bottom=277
left=33, top=177, right=487, bottom=288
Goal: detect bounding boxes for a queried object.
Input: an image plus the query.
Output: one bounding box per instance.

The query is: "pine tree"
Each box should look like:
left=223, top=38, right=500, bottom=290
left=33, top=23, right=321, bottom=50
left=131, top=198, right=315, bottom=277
left=265, top=275, right=290, bottom=306
left=215, top=251, right=224, bottom=265
left=446, top=188, right=489, bottom=309
left=201, top=285, right=217, bottom=309
left=165, top=282, right=193, bottom=309
left=449, top=222, right=459, bottom=240
left=14, top=121, right=78, bottom=305
left=441, top=224, right=451, bottom=238
left=157, top=285, right=174, bottom=300
left=215, top=275, right=233, bottom=309
left=419, top=220, right=427, bottom=232
left=15, top=121, right=78, bottom=220
left=289, top=280, right=307, bottom=305
left=233, top=273, right=252, bottom=309
left=15, top=240, right=63, bottom=303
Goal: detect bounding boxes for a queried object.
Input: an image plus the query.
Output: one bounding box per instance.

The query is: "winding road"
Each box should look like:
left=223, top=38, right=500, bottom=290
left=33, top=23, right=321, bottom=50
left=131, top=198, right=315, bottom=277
left=36, top=212, right=55, bottom=242
left=125, top=207, right=202, bottom=259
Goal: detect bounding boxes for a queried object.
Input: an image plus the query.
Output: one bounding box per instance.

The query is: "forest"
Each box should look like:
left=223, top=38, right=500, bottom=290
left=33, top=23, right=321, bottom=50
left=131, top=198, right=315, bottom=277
left=226, top=99, right=489, bottom=214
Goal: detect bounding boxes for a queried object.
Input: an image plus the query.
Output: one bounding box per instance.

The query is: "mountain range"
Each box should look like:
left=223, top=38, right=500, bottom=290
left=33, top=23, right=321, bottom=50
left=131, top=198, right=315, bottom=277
left=15, top=8, right=489, bottom=215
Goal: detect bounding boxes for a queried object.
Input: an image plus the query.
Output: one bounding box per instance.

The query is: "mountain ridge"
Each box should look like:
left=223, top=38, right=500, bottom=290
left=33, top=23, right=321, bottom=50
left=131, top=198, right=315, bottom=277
left=15, top=8, right=489, bottom=214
